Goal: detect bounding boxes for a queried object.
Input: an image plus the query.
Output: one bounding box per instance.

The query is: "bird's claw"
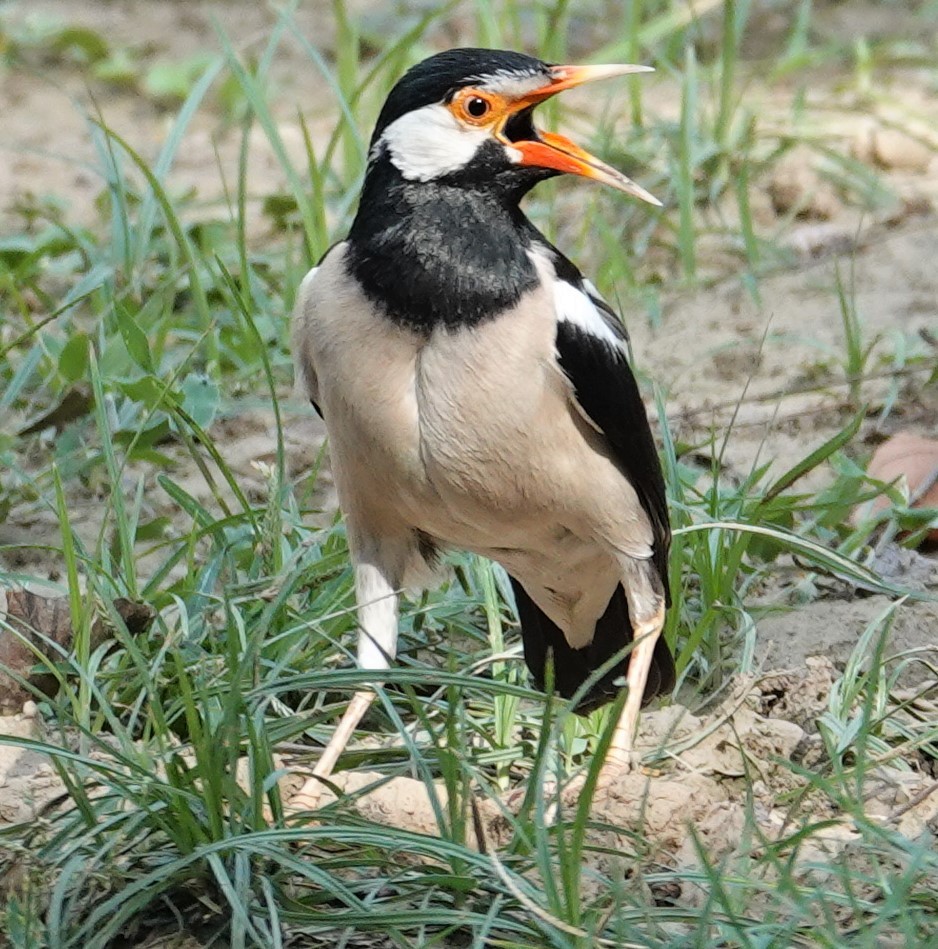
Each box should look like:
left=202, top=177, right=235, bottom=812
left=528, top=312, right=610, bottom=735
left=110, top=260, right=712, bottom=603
left=286, top=777, right=326, bottom=815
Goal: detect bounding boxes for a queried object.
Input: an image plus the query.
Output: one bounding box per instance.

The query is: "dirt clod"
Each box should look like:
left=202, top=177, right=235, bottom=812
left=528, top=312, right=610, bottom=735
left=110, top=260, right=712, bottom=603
left=854, top=125, right=935, bottom=173
left=768, top=148, right=841, bottom=220
left=756, top=656, right=837, bottom=730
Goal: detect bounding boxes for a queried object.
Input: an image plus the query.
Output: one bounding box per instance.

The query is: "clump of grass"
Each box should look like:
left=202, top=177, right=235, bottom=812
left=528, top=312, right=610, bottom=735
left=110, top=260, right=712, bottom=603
left=2, top=0, right=937, bottom=945
left=3, top=559, right=936, bottom=946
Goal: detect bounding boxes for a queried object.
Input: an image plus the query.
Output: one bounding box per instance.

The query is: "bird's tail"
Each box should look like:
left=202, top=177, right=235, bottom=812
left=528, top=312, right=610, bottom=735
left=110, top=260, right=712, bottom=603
left=511, top=578, right=675, bottom=714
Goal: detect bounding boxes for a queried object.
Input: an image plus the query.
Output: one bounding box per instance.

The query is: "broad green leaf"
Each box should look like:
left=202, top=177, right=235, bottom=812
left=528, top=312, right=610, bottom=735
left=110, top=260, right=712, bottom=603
left=116, top=304, right=154, bottom=372
left=180, top=375, right=220, bottom=429
left=58, top=332, right=90, bottom=383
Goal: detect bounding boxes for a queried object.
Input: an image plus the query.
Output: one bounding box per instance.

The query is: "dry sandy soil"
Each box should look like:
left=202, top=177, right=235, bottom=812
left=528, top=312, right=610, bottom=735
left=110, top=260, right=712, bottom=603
left=1, top=0, right=938, bottom=929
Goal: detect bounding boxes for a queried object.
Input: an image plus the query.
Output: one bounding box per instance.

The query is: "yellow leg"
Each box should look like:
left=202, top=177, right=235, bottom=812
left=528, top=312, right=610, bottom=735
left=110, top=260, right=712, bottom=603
left=288, top=690, right=376, bottom=812
left=605, top=601, right=667, bottom=775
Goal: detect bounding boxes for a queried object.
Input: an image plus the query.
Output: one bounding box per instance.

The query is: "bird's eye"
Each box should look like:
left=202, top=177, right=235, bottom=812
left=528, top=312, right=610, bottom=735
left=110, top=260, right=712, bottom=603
left=466, top=97, right=489, bottom=118
left=452, top=90, right=498, bottom=125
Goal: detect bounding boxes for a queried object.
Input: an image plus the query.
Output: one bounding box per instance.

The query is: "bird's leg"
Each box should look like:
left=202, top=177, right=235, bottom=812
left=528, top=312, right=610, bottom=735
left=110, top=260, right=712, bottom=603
left=288, top=691, right=376, bottom=811
left=288, top=556, right=400, bottom=813
left=605, top=599, right=666, bottom=776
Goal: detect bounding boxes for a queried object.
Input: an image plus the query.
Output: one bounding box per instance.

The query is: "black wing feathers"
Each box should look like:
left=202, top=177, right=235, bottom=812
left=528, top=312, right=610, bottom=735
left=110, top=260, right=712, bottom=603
left=554, top=318, right=671, bottom=602
left=529, top=235, right=667, bottom=587
left=505, top=240, right=674, bottom=710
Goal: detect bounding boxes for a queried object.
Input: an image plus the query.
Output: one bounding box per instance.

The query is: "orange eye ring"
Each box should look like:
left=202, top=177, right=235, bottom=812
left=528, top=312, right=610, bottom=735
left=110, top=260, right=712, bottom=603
left=450, top=89, right=502, bottom=127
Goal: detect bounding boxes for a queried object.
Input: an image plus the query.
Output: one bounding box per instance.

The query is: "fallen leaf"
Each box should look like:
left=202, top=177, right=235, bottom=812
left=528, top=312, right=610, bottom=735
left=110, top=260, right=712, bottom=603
left=0, top=589, right=155, bottom=711
left=857, top=432, right=938, bottom=542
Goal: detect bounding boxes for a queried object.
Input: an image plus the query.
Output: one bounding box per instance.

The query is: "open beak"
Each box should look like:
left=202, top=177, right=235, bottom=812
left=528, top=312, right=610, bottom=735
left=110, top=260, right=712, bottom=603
left=498, top=63, right=661, bottom=207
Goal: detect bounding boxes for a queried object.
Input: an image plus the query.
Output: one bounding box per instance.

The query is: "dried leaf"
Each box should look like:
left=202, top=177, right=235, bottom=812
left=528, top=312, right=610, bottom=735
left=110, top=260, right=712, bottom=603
left=0, top=588, right=155, bottom=710
left=858, top=432, right=938, bottom=541
left=17, top=383, right=93, bottom=436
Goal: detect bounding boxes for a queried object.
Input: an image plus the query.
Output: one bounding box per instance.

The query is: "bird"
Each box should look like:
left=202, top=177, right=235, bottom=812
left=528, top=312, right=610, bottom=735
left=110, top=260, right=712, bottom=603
left=290, top=47, right=673, bottom=810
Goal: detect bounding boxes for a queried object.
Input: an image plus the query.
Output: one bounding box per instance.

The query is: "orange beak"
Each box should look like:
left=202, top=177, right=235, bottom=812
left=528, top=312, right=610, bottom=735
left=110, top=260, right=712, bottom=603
left=497, top=63, right=661, bottom=207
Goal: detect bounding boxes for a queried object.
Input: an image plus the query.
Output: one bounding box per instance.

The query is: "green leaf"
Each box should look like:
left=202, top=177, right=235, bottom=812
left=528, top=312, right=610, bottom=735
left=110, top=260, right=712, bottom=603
left=58, top=332, right=91, bottom=383
left=116, top=304, right=154, bottom=372
left=117, top=377, right=180, bottom=410
left=143, top=55, right=215, bottom=104
left=0, top=234, right=42, bottom=266
left=51, top=26, right=110, bottom=63
left=0, top=230, right=75, bottom=267
left=125, top=446, right=175, bottom=467
left=745, top=507, right=796, bottom=562
left=261, top=193, right=300, bottom=230
left=135, top=516, right=172, bottom=543
left=114, top=418, right=172, bottom=450
left=93, top=48, right=140, bottom=87
left=759, top=407, right=865, bottom=508
left=180, top=375, right=220, bottom=429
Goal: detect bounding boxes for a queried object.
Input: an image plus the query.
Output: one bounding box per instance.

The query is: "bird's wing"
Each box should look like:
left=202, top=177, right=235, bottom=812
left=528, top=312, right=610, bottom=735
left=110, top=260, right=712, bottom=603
left=552, top=276, right=670, bottom=596
left=291, top=266, right=323, bottom=417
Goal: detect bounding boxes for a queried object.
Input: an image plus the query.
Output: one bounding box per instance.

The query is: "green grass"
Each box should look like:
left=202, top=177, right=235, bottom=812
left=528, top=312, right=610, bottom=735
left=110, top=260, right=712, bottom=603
left=1, top=0, right=938, bottom=945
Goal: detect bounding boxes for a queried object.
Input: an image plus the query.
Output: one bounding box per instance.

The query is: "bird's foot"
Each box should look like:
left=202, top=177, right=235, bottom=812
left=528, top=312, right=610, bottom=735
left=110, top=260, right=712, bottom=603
left=599, top=746, right=638, bottom=782
left=573, top=749, right=647, bottom=799
left=285, top=690, right=377, bottom=817
left=286, top=776, right=327, bottom=815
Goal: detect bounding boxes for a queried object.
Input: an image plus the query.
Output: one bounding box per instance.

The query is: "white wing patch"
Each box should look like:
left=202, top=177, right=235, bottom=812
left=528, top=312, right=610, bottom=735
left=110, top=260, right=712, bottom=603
left=553, top=279, right=627, bottom=352
left=378, top=103, right=488, bottom=181
left=582, top=278, right=603, bottom=301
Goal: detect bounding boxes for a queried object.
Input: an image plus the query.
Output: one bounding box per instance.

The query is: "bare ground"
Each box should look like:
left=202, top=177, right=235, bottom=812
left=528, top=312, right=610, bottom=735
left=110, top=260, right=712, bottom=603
left=1, top=0, right=938, bottom=923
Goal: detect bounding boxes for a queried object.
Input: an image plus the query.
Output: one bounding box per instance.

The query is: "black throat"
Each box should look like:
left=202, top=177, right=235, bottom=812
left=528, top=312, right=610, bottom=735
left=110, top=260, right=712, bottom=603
left=346, top=150, right=544, bottom=334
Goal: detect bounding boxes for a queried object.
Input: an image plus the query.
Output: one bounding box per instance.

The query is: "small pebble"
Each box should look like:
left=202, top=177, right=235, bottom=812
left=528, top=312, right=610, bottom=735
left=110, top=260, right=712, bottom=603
left=853, top=122, right=934, bottom=172
left=782, top=222, right=855, bottom=259
left=872, top=129, right=933, bottom=172
left=21, top=701, right=38, bottom=719
left=768, top=148, right=841, bottom=220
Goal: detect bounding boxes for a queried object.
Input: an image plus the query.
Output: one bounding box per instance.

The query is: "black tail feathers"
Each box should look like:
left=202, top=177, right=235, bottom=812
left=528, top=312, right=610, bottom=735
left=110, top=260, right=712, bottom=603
left=511, top=578, right=675, bottom=715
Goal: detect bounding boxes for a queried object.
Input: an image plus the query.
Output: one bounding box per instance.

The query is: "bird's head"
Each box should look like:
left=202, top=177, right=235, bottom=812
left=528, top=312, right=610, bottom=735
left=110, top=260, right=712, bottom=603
left=367, top=47, right=660, bottom=205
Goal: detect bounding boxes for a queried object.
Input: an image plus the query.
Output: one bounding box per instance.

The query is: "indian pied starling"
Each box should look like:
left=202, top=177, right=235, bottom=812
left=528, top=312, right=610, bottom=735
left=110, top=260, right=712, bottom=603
left=291, top=47, right=673, bottom=809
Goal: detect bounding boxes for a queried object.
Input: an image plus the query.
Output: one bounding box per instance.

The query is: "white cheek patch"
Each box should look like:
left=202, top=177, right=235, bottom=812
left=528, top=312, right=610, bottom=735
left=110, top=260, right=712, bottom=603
left=378, top=103, right=489, bottom=181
